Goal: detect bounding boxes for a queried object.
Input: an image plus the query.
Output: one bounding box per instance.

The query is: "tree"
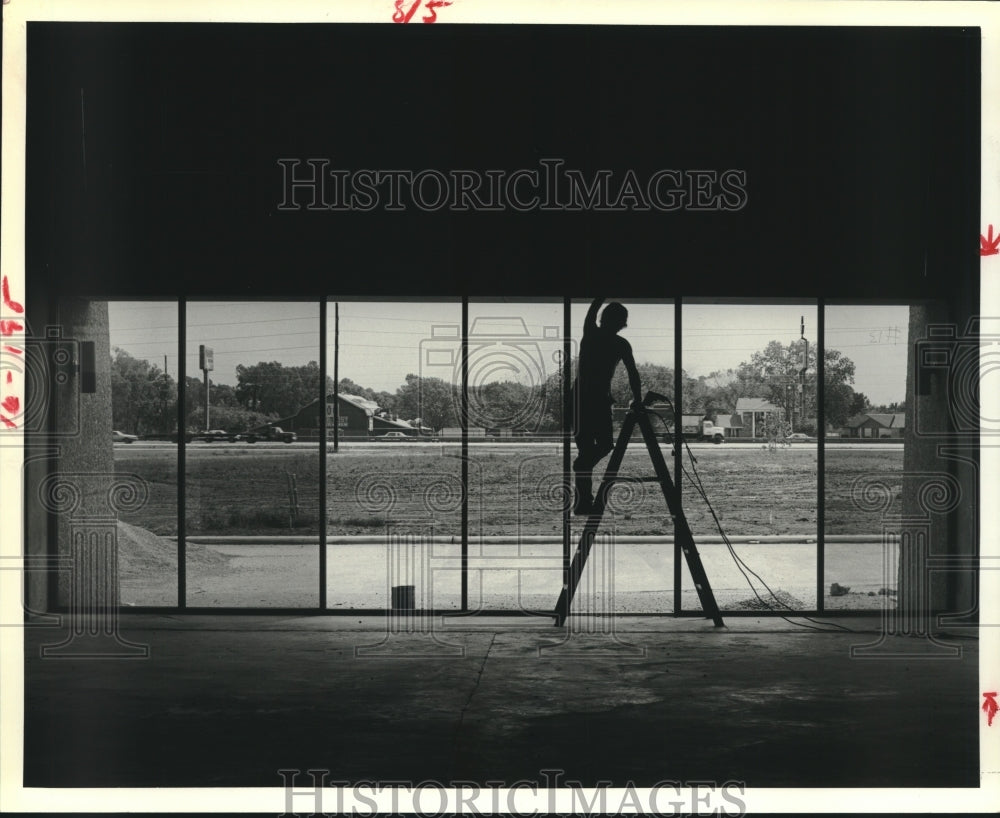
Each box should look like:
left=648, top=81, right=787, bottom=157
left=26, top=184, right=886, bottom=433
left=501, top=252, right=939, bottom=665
left=540, top=369, right=567, bottom=431
left=610, top=361, right=673, bottom=405
left=699, top=368, right=757, bottom=417
left=850, top=392, right=871, bottom=416
left=373, top=390, right=400, bottom=417
left=337, top=377, right=376, bottom=401
left=821, top=349, right=859, bottom=428
left=210, top=383, right=239, bottom=408
left=728, top=340, right=861, bottom=430
left=469, top=380, right=546, bottom=429
left=684, top=372, right=737, bottom=418
left=867, top=400, right=905, bottom=414
left=759, top=413, right=792, bottom=451
left=235, top=361, right=323, bottom=418
left=110, top=348, right=177, bottom=435
left=184, top=405, right=275, bottom=433
left=396, top=374, right=458, bottom=431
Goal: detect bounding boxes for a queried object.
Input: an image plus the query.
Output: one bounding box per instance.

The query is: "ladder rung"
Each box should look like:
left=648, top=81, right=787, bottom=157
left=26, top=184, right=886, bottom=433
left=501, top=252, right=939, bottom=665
left=601, top=476, right=662, bottom=485
left=558, top=401, right=723, bottom=628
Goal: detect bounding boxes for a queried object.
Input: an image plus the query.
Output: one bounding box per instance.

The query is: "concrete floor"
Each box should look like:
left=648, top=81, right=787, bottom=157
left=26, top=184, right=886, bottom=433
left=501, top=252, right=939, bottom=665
left=23, top=615, right=979, bottom=789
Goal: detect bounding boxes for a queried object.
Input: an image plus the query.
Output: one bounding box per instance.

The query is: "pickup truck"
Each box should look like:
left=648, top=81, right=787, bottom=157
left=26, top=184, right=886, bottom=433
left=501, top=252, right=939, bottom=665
left=659, top=416, right=726, bottom=444
left=244, top=425, right=297, bottom=444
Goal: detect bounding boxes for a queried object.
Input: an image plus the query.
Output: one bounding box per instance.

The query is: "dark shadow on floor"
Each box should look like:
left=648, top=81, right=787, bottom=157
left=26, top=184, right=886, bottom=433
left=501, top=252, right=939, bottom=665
left=23, top=616, right=979, bottom=788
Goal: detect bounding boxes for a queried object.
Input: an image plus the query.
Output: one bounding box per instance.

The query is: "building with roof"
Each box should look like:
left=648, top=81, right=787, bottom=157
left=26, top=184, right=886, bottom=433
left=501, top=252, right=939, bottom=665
left=734, top=397, right=782, bottom=438
left=714, top=412, right=744, bottom=438
left=277, top=393, right=420, bottom=438
left=842, top=412, right=906, bottom=439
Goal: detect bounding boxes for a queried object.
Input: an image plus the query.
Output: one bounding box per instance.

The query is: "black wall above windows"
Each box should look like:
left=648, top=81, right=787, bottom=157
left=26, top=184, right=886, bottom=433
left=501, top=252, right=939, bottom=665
left=26, top=24, right=979, bottom=303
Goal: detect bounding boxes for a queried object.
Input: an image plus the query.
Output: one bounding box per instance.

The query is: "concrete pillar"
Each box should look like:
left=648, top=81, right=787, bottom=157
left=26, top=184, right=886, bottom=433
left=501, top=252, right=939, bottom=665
left=900, top=302, right=977, bottom=625
left=28, top=298, right=146, bottom=655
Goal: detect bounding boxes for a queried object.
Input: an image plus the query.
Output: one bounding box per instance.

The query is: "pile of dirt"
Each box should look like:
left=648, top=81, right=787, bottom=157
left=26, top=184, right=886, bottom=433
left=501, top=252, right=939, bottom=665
left=117, top=521, right=229, bottom=577
left=730, top=588, right=806, bottom=611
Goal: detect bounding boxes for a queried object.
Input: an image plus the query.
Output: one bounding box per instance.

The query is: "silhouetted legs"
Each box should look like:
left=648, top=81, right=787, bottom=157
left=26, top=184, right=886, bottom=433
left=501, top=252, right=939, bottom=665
left=572, top=391, right=614, bottom=515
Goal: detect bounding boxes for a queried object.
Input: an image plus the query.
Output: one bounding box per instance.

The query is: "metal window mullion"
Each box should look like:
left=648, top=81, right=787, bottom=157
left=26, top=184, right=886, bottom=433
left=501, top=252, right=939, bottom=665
left=817, top=300, right=826, bottom=613
left=319, top=300, right=327, bottom=609
left=461, top=297, right=469, bottom=612
left=563, top=297, right=572, bottom=618
left=333, top=302, right=340, bottom=453
left=673, top=298, right=683, bottom=614
left=177, top=298, right=186, bottom=609
left=45, top=297, right=61, bottom=609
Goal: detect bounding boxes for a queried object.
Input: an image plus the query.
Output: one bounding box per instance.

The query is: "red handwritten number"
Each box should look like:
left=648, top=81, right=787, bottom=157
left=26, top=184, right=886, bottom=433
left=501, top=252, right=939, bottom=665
left=423, top=0, right=451, bottom=23
left=2, top=276, right=24, bottom=314
left=0, top=393, right=15, bottom=428
left=0, top=275, right=22, bottom=429
left=393, top=0, right=451, bottom=24
left=981, top=225, right=1000, bottom=257
left=393, top=0, right=421, bottom=24
left=1, top=320, right=24, bottom=337
left=984, top=692, right=998, bottom=726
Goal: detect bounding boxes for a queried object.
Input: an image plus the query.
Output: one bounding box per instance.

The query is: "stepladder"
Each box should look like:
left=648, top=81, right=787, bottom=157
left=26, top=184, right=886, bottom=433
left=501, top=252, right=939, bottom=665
left=554, top=391, right=725, bottom=627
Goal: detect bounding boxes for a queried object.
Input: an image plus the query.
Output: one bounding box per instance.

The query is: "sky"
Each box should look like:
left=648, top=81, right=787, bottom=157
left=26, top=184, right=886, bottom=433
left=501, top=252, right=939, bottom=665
left=107, top=299, right=909, bottom=406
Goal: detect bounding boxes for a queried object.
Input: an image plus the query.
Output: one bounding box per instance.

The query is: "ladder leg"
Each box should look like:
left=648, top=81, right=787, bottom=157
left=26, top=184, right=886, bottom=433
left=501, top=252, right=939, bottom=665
left=555, top=414, right=636, bottom=625
left=635, top=410, right=724, bottom=626
left=555, top=403, right=725, bottom=628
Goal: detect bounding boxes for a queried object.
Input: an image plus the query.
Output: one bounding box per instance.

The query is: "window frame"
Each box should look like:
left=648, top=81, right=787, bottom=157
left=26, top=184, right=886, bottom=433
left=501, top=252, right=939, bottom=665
left=47, top=294, right=913, bottom=617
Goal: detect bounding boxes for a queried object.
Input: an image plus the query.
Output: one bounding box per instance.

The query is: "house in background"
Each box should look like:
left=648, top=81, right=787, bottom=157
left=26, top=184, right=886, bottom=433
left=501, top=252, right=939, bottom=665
left=734, top=397, right=782, bottom=438
left=714, top=412, right=744, bottom=438
left=841, top=412, right=906, bottom=439
left=277, top=393, right=419, bottom=438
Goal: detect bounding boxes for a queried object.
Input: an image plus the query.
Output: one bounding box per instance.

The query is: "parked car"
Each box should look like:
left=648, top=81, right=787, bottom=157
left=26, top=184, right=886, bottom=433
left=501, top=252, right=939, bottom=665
left=199, top=429, right=240, bottom=443
left=244, top=425, right=296, bottom=443
left=377, top=431, right=415, bottom=441
left=112, top=430, right=138, bottom=444
left=787, top=433, right=815, bottom=442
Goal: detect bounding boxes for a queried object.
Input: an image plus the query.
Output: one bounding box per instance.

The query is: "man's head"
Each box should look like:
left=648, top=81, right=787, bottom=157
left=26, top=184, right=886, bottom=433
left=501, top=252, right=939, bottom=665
left=600, top=302, right=628, bottom=332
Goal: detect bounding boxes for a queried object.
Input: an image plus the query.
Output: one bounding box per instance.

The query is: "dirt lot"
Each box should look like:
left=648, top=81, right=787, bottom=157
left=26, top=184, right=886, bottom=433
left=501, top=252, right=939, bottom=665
left=114, top=445, right=903, bottom=538
left=113, top=446, right=903, bottom=611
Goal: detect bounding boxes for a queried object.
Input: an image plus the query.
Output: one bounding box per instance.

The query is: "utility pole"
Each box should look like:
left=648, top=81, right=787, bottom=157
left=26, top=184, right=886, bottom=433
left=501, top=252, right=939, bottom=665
left=555, top=348, right=563, bottom=429
left=333, top=302, right=340, bottom=453
left=199, top=345, right=213, bottom=430
left=798, top=315, right=809, bottom=431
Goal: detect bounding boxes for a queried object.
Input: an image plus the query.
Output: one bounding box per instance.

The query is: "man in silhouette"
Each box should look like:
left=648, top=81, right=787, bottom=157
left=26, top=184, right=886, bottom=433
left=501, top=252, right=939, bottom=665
left=572, top=297, right=643, bottom=515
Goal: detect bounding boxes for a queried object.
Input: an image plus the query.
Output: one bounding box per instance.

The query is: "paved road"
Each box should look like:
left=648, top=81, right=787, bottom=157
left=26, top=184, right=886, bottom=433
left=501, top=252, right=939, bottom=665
left=115, top=440, right=904, bottom=456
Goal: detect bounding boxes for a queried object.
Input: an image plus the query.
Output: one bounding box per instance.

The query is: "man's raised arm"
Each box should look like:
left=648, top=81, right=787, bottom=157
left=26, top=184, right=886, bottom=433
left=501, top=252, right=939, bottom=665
left=584, top=297, right=605, bottom=334
left=621, top=342, right=643, bottom=408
